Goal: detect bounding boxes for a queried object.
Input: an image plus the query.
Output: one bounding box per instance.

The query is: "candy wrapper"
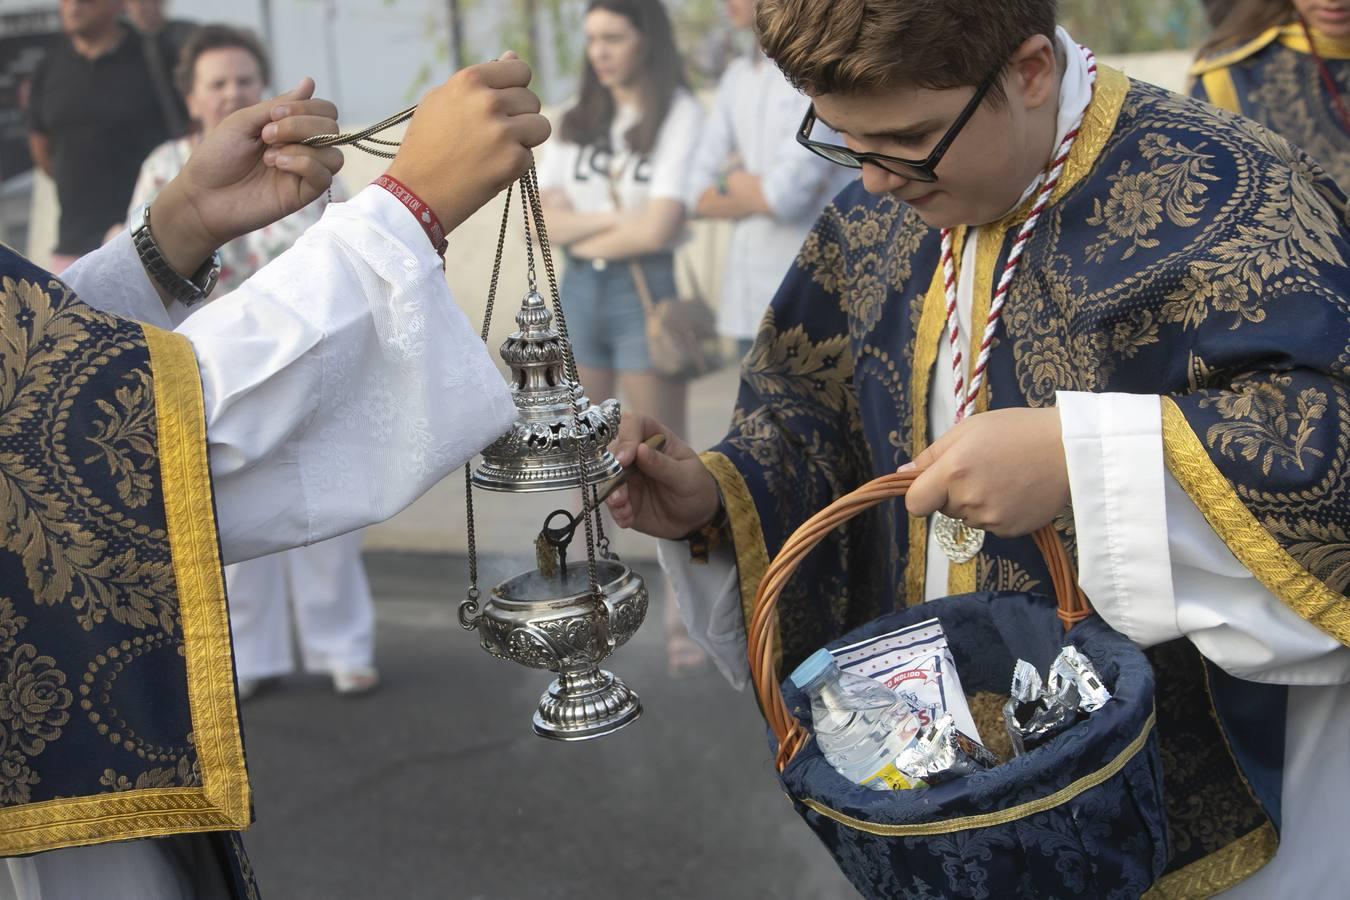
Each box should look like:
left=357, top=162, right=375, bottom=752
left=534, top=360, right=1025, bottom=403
left=1003, top=646, right=1112, bottom=756
left=895, top=714, right=1001, bottom=788
left=832, top=618, right=981, bottom=743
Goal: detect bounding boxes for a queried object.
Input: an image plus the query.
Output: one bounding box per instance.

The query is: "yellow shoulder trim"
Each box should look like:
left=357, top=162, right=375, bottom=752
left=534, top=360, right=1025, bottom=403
left=1199, top=68, right=1242, bottom=113
left=701, top=450, right=775, bottom=673
left=1189, top=26, right=1284, bottom=77
left=0, top=326, right=250, bottom=855
left=1162, top=398, right=1350, bottom=647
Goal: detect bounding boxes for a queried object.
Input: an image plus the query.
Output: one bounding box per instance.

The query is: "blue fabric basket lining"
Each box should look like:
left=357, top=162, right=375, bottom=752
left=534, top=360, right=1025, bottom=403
left=775, top=591, right=1168, bottom=899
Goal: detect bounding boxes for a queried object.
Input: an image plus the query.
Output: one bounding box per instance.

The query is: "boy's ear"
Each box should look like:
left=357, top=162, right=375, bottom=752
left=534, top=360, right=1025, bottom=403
left=1009, top=33, right=1059, bottom=110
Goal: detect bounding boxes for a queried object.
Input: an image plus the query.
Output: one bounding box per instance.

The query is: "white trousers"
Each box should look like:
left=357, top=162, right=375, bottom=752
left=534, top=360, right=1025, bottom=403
left=226, top=530, right=375, bottom=680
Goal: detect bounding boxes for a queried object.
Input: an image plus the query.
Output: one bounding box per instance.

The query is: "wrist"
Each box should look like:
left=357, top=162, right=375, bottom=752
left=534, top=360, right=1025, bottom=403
left=148, top=182, right=218, bottom=277
left=383, top=162, right=475, bottom=239
left=373, top=173, right=448, bottom=256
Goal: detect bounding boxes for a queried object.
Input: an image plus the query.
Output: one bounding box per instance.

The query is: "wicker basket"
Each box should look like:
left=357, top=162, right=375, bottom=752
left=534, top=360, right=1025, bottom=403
left=750, top=472, right=1168, bottom=899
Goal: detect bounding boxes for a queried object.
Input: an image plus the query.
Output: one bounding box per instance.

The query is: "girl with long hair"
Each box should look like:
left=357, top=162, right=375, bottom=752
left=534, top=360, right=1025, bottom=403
left=537, top=0, right=706, bottom=674
left=1192, top=0, right=1350, bottom=186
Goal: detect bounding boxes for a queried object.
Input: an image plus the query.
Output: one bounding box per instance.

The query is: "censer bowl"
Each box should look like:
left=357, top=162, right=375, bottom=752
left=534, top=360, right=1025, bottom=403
left=472, top=560, right=648, bottom=741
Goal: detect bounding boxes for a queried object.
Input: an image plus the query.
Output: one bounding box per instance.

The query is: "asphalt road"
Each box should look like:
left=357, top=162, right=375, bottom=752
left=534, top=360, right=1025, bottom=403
left=237, top=551, right=857, bottom=900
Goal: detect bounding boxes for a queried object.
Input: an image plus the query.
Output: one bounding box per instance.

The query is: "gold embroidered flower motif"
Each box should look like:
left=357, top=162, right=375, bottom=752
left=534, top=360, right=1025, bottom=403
left=0, top=598, right=27, bottom=654
left=85, top=371, right=157, bottom=509
left=1162, top=268, right=1262, bottom=331
left=1085, top=135, right=1218, bottom=263
left=1201, top=378, right=1327, bottom=475
left=0, top=645, right=72, bottom=751
left=0, top=748, right=39, bottom=805
left=1091, top=171, right=1166, bottom=251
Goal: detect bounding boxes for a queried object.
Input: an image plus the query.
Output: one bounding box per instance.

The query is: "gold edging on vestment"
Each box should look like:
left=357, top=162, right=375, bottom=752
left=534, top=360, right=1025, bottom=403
left=906, top=227, right=966, bottom=607
left=1189, top=26, right=1283, bottom=76
left=1161, top=398, right=1350, bottom=646
left=701, top=450, right=776, bottom=675
left=0, top=326, right=251, bottom=855
left=1200, top=68, right=1242, bottom=113
left=1143, top=823, right=1278, bottom=899
left=801, top=708, right=1156, bottom=836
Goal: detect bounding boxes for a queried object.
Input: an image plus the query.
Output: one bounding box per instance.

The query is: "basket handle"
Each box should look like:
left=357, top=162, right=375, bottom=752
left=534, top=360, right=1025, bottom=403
left=748, top=470, right=1092, bottom=772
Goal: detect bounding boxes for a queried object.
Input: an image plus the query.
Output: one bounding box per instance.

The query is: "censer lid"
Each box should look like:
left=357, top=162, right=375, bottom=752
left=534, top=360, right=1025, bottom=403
left=471, top=290, right=623, bottom=493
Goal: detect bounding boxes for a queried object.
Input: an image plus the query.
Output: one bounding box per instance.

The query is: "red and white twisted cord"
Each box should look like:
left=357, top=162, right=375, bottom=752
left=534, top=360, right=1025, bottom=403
left=941, top=48, right=1098, bottom=422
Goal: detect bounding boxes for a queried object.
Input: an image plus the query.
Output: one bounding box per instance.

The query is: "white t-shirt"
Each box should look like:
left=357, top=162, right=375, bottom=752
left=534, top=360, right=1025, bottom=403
left=536, top=90, right=703, bottom=215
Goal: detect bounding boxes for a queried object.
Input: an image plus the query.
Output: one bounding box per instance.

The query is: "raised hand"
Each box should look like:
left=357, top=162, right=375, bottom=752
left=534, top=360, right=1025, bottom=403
left=150, top=78, right=342, bottom=275
left=605, top=413, right=721, bottom=540
left=385, top=51, right=551, bottom=234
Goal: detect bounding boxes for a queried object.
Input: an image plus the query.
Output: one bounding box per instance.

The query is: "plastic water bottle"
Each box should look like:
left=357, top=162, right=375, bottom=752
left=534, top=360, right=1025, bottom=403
left=789, top=648, right=921, bottom=790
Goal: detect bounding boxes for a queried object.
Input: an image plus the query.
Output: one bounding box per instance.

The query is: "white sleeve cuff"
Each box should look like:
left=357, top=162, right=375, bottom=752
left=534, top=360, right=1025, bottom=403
left=1058, top=391, right=1179, bottom=648
left=656, top=539, right=749, bottom=690
left=59, top=229, right=174, bottom=329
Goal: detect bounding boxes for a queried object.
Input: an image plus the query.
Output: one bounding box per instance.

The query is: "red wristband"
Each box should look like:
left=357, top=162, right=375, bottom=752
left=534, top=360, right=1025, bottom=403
left=373, top=174, right=447, bottom=257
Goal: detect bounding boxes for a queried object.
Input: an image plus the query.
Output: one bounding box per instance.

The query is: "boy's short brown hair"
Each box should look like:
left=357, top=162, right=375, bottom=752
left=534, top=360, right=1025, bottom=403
left=756, top=0, right=1058, bottom=97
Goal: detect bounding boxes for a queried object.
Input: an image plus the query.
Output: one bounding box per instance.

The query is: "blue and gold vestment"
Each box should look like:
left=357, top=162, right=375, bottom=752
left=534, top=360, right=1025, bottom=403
left=1192, top=23, right=1350, bottom=189
left=0, top=245, right=256, bottom=896
left=706, top=65, right=1350, bottom=897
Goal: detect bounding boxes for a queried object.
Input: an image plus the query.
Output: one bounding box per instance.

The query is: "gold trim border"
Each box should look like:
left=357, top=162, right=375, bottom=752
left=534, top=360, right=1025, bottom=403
left=1189, top=26, right=1283, bottom=76
left=1161, top=398, right=1350, bottom=645
left=801, top=708, right=1156, bottom=837
left=701, top=451, right=775, bottom=673
left=0, top=326, right=251, bottom=855
left=1144, top=823, right=1278, bottom=899
left=1200, top=69, right=1241, bottom=114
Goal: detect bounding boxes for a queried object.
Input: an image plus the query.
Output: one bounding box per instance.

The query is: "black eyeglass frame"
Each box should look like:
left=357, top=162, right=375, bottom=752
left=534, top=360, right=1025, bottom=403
left=795, top=66, right=1003, bottom=183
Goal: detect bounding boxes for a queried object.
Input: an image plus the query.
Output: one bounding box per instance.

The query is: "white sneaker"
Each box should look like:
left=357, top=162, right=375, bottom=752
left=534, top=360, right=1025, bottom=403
left=332, top=667, right=380, bottom=696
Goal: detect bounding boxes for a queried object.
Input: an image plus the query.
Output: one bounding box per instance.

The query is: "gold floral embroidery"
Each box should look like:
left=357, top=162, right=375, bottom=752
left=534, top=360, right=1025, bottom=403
left=1085, top=134, right=1219, bottom=262
left=0, top=277, right=176, bottom=633
left=1200, top=376, right=1327, bottom=475
left=0, top=601, right=71, bottom=805
left=84, top=371, right=157, bottom=509
left=99, top=753, right=200, bottom=792
left=1264, top=517, right=1350, bottom=592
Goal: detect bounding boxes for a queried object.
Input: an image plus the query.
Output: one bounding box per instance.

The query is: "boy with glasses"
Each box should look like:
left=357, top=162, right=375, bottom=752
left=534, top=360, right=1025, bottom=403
left=606, top=0, right=1350, bottom=895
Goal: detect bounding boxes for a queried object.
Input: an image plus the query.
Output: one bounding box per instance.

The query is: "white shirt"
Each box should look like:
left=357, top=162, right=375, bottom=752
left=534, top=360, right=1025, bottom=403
left=659, top=30, right=1350, bottom=897
left=535, top=90, right=703, bottom=215
left=4, top=185, right=519, bottom=898
left=683, top=54, right=854, bottom=339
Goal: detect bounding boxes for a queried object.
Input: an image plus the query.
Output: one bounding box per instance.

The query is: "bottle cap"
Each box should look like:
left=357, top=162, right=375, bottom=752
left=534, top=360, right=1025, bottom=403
left=789, top=648, right=838, bottom=691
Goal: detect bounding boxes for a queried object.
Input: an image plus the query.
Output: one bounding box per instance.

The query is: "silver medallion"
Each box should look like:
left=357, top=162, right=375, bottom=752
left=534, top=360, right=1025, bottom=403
left=933, top=512, right=985, bottom=564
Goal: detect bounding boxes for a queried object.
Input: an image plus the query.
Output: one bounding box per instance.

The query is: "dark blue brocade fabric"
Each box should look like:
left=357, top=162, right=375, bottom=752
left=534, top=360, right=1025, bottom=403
left=776, top=594, right=1167, bottom=899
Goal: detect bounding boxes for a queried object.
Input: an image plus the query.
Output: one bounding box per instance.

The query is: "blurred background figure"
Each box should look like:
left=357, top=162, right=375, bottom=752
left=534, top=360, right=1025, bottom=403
left=124, top=0, right=196, bottom=136
left=1191, top=0, right=1350, bottom=187
left=684, top=0, right=852, bottom=361
left=125, top=23, right=376, bottom=700
left=537, top=0, right=706, bottom=674
left=25, top=0, right=177, bottom=271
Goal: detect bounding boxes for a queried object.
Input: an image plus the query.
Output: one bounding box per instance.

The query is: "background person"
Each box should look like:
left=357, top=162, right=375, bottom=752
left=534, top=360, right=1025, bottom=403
left=685, top=0, right=852, bottom=360
left=126, top=23, right=378, bottom=699
left=1192, top=0, right=1350, bottom=188
left=536, top=0, right=707, bottom=674
left=123, top=0, right=196, bottom=137
left=26, top=0, right=176, bottom=271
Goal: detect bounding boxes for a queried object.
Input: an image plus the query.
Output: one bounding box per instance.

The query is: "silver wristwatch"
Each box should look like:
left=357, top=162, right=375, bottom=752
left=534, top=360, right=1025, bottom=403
left=130, top=203, right=221, bottom=308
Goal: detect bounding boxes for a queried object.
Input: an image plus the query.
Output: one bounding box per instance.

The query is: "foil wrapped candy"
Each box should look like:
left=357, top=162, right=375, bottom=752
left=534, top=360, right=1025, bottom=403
left=894, top=714, right=1002, bottom=789
left=1003, top=646, right=1113, bottom=757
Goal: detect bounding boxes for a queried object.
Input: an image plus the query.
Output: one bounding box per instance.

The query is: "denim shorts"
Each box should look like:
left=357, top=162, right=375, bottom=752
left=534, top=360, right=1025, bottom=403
left=561, top=252, right=677, bottom=372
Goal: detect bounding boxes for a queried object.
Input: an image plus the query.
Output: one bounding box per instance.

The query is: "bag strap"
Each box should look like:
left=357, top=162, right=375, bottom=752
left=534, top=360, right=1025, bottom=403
left=606, top=169, right=663, bottom=316
left=748, top=469, right=1092, bottom=772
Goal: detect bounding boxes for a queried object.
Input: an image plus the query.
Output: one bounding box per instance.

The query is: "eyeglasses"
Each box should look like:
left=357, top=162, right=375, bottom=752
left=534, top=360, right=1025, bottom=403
left=795, top=66, right=1002, bottom=183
